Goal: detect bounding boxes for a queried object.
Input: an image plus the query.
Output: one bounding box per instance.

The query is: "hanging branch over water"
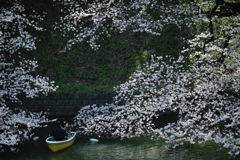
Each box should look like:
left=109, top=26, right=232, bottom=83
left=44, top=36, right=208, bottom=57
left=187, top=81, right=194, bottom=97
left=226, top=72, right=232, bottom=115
left=74, top=0, right=240, bottom=158
left=1, top=0, right=239, bottom=157
left=0, top=0, right=58, bottom=152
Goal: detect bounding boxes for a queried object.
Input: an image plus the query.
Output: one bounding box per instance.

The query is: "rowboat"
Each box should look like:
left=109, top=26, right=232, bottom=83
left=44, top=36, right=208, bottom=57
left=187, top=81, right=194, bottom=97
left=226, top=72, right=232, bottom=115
left=46, top=131, right=77, bottom=152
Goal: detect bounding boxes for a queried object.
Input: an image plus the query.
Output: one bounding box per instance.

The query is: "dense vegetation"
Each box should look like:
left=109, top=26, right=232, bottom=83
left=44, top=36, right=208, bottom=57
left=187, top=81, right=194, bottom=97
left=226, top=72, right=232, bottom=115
left=23, top=1, right=189, bottom=93
left=1, top=0, right=240, bottom=158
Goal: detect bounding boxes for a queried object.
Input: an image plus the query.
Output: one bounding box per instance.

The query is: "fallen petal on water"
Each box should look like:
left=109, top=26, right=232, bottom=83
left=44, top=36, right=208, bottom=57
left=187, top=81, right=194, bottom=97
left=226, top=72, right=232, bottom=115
left=33, top=136, right=39, bottom=141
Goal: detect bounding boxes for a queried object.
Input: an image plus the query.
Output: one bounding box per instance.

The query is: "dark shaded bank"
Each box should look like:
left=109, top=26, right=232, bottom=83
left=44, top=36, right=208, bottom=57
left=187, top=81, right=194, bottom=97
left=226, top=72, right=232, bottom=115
left=48, top=112, right=179, bottom=129
left=7, top=93, right=180, bottom=126
left=7, top=93, right=115, bottom=116
left=153, top=113, right=179, bottom=128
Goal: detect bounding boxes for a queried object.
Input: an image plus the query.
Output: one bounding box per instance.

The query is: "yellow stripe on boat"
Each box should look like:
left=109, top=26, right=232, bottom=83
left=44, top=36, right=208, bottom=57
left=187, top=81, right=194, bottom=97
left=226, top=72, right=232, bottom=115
left=46, top=132, right=77, bottom=152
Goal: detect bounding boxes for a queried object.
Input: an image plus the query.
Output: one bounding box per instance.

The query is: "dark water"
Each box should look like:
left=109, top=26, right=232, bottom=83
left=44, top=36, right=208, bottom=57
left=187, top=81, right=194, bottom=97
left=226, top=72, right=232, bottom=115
left=1, top=136, right=234, bottom=160
left=0, top=118, right=239, bottom=160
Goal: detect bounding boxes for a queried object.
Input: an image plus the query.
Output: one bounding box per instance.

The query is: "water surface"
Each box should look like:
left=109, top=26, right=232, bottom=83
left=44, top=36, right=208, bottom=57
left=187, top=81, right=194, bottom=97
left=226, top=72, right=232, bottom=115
left=1, top=135, right=236, bottom=160
left=0, top=119, right=238, bottom=160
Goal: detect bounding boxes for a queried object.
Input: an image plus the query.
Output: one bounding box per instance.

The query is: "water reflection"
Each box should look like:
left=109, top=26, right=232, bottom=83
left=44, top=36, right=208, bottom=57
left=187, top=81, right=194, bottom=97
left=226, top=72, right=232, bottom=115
left=0, top=118, right=238, bottom=160
left=1, top=135, right=235, bottom=160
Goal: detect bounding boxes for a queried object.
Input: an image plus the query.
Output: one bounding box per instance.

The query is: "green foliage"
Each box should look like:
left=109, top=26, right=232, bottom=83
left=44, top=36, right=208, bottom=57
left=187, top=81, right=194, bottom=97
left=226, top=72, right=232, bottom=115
left=21, top=2, right=190, bottom=94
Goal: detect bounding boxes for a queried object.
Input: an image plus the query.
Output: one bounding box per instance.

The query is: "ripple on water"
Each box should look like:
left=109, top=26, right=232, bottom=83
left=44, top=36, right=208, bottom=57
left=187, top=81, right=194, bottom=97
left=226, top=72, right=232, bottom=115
left=0, top=137, right=237, bottom=160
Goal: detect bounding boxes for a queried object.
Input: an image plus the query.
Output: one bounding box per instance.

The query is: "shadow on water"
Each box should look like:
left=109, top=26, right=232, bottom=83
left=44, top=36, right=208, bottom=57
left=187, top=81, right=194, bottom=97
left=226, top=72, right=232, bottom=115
left=0, top=115, right=239, bottom=160
left=1, top=135, right=236, bottom=160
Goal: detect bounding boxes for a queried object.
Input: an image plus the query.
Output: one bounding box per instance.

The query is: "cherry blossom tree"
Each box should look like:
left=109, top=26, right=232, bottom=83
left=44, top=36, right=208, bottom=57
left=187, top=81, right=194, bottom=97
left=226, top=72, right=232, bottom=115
left=54, top=0, right=198, bottom=52
left=74, top=0, right=240, bottom=158
left=75, top=51, right=239, bottom=157
left=0, top=0, right=57, bottom=152
left=0, top=0, right=45, bottom=53
left=1, top=0, right=238, bottom=157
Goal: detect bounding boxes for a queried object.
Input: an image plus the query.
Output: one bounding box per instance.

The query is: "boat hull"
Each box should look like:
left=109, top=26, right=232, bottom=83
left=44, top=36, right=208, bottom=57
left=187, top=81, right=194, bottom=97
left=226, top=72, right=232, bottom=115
left=46, top=132, right=77, bottom=152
